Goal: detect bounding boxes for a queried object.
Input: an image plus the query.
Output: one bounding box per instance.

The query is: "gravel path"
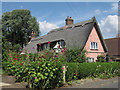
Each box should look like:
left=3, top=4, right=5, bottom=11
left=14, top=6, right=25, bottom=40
left=1, top=75, right=119, bottom=89
left=1, top=75, right=27, bottom=88
left=63, top=76, right=119, bottom=88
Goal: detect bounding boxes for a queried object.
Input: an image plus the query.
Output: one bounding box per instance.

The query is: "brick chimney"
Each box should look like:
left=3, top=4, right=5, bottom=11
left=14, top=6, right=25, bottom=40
left=65, top=16, right=74, bottom=25
left=31, top=31, right=35, bottom=40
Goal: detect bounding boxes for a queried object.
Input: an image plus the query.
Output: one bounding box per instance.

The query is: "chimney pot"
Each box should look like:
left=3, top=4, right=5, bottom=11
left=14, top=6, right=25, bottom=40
left=67, top=16, right=69, bottom=19
left=65, top=16, right=74, bottom=25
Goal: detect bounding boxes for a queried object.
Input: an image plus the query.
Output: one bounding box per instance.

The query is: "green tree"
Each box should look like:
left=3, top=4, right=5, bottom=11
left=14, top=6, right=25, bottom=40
left=2, top=9, right=40, bottom=48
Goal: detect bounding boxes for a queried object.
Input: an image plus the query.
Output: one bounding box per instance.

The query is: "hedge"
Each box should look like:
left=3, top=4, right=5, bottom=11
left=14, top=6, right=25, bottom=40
left=65, top=62, right=119, bottom=82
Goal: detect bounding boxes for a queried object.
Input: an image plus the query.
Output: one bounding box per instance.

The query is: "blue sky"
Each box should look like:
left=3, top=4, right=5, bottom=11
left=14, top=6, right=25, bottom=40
left=2, top=2, right=118, bottom=39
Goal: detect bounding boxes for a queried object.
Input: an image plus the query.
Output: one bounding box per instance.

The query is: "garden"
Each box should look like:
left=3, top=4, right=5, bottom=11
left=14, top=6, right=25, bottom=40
left=2, top=42, right=120, bottom=89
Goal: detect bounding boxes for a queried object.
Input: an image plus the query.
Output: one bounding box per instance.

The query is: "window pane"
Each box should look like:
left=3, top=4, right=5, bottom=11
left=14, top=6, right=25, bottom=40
left=96, top=43, right=98, bottom=49
left=93, top=42, right=95, bottom=49
left=91, top=42, right=93, bottom=49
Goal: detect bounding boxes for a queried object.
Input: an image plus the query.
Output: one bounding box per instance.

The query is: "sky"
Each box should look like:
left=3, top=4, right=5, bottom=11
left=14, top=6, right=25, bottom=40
left=2, top=2, right=119, bottom=39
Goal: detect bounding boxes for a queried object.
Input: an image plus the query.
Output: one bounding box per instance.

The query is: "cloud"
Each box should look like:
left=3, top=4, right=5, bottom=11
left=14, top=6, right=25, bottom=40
left=103, top=10, right=108, bottom=13
left=39, top=21, right=59, bottom=35
left=99, top=15, right=118, bottom=39
left=95, top=9, right=101, bottom=15
left=111, top=3, right=118, bottom=12
left=20, top=5, right=23, bottom=9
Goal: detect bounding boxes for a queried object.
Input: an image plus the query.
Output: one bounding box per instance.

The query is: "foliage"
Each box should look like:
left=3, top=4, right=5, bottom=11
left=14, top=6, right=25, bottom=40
left=65, top=47, right=88, bottom=63
left=2, top=9, right=40, bottom=48
left=97, top=54, right=106, bottom=62
left=13, top=44, right=22, bottom=52
left=64, top=62, right=119, bottom=82
left=5, top=50, right=64, bottom=89
left=2, top=38, right=11, bottom=61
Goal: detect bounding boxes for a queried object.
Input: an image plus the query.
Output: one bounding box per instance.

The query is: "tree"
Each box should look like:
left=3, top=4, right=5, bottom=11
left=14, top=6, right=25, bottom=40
left=2, top=9, right=40, bottom=48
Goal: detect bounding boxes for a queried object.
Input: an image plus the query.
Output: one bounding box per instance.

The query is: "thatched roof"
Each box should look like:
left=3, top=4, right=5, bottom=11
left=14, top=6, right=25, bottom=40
left=22, top=16, right=108, bottom=53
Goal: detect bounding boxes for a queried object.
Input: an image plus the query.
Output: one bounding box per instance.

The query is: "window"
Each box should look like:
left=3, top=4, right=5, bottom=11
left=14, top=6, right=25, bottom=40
left=61, top=41, right=64, bottom=47
left=43, top=43, right=48, bottom=50
left=88, top=58, right=94, bottom=62
left=90, top=42, right=98, bottom=49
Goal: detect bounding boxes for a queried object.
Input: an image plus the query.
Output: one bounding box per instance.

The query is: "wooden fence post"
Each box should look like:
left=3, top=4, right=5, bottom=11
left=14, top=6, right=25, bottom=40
left=62, top=64, right=66, bottom=83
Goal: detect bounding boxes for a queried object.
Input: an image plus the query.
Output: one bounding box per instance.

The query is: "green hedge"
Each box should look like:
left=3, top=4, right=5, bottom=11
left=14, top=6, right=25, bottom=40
left=65, top=62, right=119, bottom=82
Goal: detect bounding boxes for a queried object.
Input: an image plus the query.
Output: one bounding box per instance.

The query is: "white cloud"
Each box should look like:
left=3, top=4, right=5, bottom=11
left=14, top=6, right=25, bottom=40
left=99, top=15, right=118, bottom=39
left=111, top=3, right=118, bottom=12
left=39, top=21, right=59, bottom=35
left=20, top=5, right=23, bottom=9
left=95, top=9, right=101, bottom=15
left=103, top=10, right=108, bottom=13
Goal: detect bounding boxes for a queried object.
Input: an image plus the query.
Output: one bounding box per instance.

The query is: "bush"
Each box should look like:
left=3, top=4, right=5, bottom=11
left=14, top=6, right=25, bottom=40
left=5, top=50, right=64, bottom=89
left=13, top=44, right=22, bottom=52
left=65, top=47, right=88, bottom=63
left=97, top=55, right=106, bottom=62
left=65, top=62, right=119, bottom=81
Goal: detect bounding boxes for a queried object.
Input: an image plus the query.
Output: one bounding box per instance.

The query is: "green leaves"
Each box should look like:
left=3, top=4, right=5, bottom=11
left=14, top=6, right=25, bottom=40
left=2, top=9, right=40, bottom=48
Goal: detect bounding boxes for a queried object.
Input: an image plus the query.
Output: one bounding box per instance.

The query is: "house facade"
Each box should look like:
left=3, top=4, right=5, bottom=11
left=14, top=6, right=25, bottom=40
left=22, top=16, right=108, bottom=62
left=104, top=35, right=120, bottom=61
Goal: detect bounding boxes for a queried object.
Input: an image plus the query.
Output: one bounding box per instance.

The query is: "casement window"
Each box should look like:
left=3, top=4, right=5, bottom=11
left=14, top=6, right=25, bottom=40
left=43, top=44, right=48, bottom=50
left=90, top=42, right=98, bottom=49
left=88, top=58, right=94, bottom=62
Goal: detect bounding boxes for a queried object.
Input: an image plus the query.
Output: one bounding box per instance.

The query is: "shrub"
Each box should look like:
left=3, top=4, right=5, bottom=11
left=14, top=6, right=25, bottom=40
left=97, top=55, right=106, bottom=62
left=6, top=50, right=64, bottom=89
left=65, top=62, right=119, bottom=81
left=65, top=47, right=88, bottom=63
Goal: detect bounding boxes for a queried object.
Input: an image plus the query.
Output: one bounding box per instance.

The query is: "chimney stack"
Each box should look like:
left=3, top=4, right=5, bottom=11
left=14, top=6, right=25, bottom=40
left=31, top=31, right=35, bottom=40
left=65, top=16, right=74, bottom=25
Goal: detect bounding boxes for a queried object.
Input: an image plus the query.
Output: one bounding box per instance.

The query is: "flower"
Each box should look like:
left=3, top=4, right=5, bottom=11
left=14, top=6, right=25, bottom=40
left=63, top=48, right=66, bottom=51
left=46, top=52, right=48, bottom=55
left=38, top=63, right=41, bottom=65
left=56, top=56, right=59, bottom=58
left=28, top=63, right=29, bottom=65
left=10, top=56, right=12, bottom=58
left=61, top=50, right=64, bottom=52
left=39, top=43, right=41, bottom=46
left=16, top=56, right=18, bottom=57
left=58, top=45, right=60, bottom=48
left=12, top=63, right=14, bottom=65
left=32, top=47, right=35, bottom=49
left=14, top=58, right=18, bottom=60
left=110, top=59, right=112, bottom=62
left=20, top=63, right=23, bottom=66
left=35, top=58, right=37, bottom=61
left=25, top=55, right=27, bottom=57
left=34, top=77, right=37, bottom=79
left=48, top=41, right=51, bottom=44
left=62, top=67, right=64, bottom=70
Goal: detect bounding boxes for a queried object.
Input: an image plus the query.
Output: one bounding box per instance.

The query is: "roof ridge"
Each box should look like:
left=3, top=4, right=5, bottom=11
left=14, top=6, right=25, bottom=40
left=47, top=17, right=94, bottom=35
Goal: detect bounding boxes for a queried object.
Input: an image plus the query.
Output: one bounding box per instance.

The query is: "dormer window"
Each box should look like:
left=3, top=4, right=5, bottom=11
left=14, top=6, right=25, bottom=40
left=90, top=42, right=98, bottom=50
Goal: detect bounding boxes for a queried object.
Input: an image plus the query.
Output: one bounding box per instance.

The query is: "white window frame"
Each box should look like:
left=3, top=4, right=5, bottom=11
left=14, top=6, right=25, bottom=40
left=90, top=42, right=98, bottom=50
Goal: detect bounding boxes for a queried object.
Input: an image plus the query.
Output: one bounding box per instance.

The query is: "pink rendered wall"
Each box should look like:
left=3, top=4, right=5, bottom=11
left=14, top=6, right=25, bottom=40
left=83, top=26, right=105, bottom=62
